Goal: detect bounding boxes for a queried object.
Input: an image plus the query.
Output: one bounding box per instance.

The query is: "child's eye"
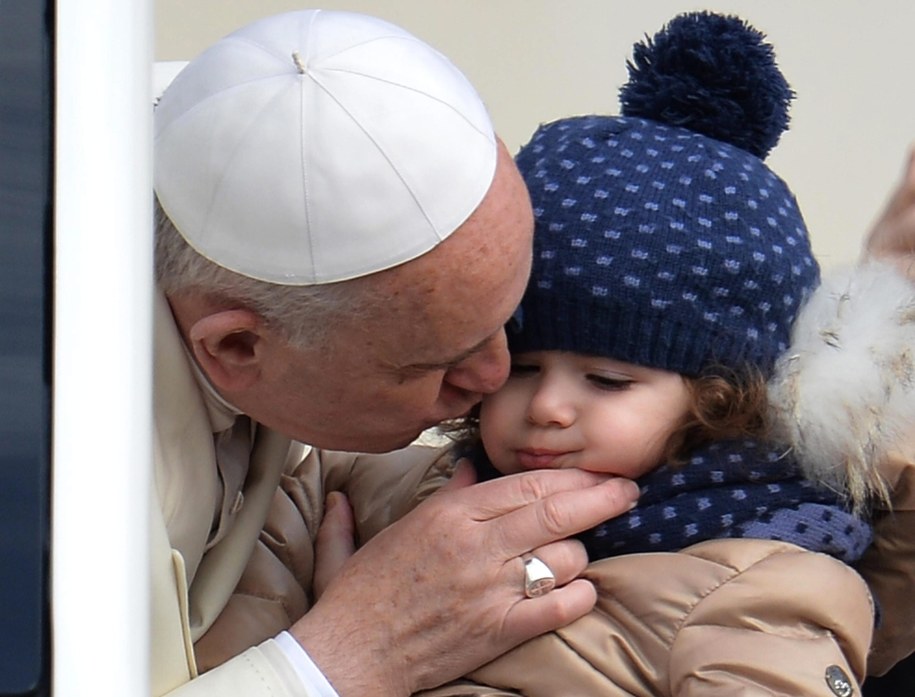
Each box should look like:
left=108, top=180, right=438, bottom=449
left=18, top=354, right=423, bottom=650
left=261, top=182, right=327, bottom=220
left=588, top=374, right=632, bottom=391
left=509, top=363, right=539, bottom=377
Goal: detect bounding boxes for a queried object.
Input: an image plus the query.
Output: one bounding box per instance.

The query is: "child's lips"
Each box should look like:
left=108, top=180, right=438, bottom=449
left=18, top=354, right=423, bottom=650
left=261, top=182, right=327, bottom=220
left=515, top=448, right=571, bottom=469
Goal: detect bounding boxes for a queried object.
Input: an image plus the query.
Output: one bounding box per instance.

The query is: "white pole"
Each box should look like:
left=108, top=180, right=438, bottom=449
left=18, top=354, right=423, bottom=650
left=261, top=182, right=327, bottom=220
left=53, top=0, right=153, bottom=692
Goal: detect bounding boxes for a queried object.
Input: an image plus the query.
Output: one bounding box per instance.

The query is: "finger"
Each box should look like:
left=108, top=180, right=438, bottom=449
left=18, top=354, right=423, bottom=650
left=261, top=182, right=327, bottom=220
left=313, top=491, right=356, bottom=599
left=516, top=539, right=589, bottom=591
left=489, top=475, right=639, bottom=558
left=504, top=578, right=598, bottom=644
left=454, top=466, right=623, bottom=517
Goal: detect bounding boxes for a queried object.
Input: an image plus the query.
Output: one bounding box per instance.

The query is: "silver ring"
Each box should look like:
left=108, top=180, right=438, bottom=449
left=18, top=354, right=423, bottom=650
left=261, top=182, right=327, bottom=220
left=523, top=555, right=556, bottom=598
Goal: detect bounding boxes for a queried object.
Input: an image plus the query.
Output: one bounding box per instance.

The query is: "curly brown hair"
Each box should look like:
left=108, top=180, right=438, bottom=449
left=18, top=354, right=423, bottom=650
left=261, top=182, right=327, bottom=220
left=662, top=364, right=770, bottom=465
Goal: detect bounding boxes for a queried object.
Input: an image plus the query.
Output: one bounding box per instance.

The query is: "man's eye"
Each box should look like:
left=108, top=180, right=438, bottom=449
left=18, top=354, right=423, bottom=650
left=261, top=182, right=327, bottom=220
left=509, top=363, right=538, bottom=377
left=588, top=374, right=632, bottom=391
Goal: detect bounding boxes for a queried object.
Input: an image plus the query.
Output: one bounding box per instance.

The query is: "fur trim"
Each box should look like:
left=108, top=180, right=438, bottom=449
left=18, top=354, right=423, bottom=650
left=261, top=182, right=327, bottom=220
left=767, top=260, right=915, bottom=511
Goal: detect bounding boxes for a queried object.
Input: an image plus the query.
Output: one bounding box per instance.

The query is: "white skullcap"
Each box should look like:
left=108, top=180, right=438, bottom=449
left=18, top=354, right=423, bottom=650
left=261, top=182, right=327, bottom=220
left=154, top=9, right=497, bottom=285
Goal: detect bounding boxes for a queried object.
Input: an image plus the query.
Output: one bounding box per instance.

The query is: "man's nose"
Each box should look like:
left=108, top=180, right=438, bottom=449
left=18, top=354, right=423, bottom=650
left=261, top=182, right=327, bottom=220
left=442, top=332, right=510, bottom=395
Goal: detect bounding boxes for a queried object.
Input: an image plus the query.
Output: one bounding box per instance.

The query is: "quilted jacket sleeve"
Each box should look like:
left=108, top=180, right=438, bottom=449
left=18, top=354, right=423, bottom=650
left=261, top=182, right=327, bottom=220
left=667, top=543, right=872, bottom=696
left=306, top=442, right=455, bottom=544
left=448, top=539, right=873, bottom=697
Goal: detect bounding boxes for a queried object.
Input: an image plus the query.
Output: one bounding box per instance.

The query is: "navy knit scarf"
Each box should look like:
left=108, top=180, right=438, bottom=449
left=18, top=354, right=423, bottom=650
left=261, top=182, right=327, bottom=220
left=472, top=439, right=872, bottom=563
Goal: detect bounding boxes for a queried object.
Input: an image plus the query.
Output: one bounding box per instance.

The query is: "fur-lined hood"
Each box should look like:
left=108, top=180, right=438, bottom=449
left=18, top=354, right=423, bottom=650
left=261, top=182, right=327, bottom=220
left=768, top=260, right=915, bottom=511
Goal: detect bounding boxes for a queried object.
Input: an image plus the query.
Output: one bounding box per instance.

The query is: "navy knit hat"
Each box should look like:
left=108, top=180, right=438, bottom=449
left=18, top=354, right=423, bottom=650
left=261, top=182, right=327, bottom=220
left=511, top=12, right=820, bottom=378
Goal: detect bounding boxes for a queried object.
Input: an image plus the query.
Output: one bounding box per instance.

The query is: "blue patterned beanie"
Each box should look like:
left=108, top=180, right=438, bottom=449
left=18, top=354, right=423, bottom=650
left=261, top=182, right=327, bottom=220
left=510, top=12, right=820, bottom=378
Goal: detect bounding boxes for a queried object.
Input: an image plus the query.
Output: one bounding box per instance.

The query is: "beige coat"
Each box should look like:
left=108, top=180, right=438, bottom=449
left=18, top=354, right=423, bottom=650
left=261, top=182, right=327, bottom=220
left=203, top=440, right=878, bottom=697
left=422, top=539, right=874, bottom=696
left=151, top=290, right=304, bottom=696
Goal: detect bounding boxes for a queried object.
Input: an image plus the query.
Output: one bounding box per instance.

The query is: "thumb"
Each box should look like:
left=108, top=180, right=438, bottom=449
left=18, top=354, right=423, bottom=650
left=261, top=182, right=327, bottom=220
left=313, top=491, right=355, bottom=600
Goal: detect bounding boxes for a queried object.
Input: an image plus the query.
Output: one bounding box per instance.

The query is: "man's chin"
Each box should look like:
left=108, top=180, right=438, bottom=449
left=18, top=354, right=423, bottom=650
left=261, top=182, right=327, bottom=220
left=380, top=423, right=455, bottom=452
left=344, top=428, right=428, bottom=454
left=295, top=422, right=441, bottom=454
left=382, top=429, right=433, bottom=452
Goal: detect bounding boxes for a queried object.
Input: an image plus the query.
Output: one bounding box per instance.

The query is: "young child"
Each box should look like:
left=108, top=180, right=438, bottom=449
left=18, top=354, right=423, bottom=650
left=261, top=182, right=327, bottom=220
left=420, top=11, right=888, bottom=696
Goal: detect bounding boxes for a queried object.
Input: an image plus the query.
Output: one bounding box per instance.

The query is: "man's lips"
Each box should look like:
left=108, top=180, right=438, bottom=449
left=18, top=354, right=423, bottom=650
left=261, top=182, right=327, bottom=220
left=515, top=449, right=571, bottom=469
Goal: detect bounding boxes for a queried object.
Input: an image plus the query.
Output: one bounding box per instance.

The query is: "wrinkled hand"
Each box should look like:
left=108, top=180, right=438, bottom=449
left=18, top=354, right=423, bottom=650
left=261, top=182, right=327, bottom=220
left=865, top=147, right=915, bottom=280
left=291, top=461, right=639, bottom=697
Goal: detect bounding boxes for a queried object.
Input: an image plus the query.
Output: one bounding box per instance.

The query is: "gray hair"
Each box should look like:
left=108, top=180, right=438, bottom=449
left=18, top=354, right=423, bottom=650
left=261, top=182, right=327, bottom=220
left=154, top=197, right=383, bottom=348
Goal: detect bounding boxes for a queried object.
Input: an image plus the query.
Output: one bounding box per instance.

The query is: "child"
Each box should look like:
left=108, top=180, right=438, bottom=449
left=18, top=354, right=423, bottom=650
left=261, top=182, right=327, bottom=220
left=421, top=11, right=888, bottom=696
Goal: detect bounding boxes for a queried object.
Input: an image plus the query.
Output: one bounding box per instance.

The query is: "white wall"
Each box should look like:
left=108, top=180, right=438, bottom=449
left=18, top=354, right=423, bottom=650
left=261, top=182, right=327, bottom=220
left=156, top=1, right=915, bottom=269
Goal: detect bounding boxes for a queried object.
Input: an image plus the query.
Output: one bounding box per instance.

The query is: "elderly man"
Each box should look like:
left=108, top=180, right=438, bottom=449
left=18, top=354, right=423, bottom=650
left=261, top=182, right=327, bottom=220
left=151, top=9, right=638, bottom=697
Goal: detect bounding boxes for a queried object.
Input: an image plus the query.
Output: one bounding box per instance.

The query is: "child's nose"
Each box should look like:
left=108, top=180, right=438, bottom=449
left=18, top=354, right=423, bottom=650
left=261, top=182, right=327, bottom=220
left=526, top=383, right=575, bottom=427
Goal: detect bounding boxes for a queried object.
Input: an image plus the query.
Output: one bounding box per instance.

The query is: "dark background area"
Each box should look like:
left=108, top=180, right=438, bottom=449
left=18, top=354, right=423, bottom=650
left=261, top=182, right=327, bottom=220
left=0, top=0, right=53, bottom=695
left=864, top=653, right=915, bottom=697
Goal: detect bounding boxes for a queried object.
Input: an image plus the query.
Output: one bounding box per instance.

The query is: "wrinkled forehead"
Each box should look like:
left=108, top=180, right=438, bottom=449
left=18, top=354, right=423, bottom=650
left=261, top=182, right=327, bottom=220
left=373, top=234, right=531, bottom=370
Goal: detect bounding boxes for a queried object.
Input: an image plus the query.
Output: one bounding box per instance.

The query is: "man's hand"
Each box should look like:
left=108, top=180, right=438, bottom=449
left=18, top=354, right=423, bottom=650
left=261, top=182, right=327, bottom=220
left=865, top=147, right=915, bottom=280
left=292, top=463, right=638, bottom=696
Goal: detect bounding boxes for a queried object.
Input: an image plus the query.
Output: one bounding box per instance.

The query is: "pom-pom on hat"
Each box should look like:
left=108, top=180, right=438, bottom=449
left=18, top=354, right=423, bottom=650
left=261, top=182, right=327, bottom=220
left=154, top=9, right=496, bottom=285
left=511, top=11, right=819, bottom=378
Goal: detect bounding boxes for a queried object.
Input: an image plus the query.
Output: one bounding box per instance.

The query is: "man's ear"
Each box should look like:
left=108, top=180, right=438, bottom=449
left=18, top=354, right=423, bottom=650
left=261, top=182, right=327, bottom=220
left=187, top=309, right=266, bottom=392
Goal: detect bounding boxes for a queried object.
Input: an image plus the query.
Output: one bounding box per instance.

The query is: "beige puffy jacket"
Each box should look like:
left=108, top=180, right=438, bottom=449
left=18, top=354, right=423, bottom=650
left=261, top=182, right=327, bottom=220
left=422, top=538, right=873, bottom=696
left=201, top=443, right=876, bottom=696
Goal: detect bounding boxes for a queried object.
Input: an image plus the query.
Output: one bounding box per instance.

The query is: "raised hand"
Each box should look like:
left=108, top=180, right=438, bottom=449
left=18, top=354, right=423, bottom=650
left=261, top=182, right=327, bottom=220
left=291, top=464, right=638, bottom=696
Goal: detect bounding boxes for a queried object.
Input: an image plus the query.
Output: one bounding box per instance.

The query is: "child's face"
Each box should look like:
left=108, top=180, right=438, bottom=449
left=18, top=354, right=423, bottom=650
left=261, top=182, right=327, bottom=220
left=479, top=351, right=691, bottom=479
